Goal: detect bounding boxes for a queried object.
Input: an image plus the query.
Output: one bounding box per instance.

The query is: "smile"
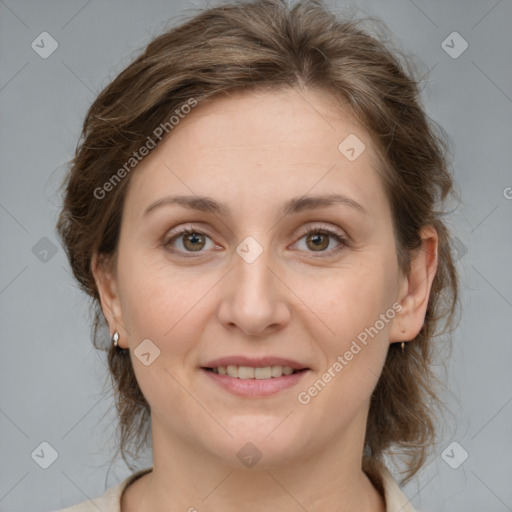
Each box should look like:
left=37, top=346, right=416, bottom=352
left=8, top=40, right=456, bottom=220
left=201, top=367, right=309, bottom=397
left=206, top=365, right=300, bottom=379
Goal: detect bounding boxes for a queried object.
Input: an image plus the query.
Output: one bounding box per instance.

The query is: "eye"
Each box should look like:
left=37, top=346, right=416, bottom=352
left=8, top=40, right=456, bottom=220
left=163, top=223, right=347, bottom=258
left=164, top=226, right=217, bottom=257
left=293, top=224, right=347, bottom=255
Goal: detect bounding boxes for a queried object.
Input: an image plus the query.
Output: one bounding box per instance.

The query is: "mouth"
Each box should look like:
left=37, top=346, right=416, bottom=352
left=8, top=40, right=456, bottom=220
left=200, top=356, right=310, bottom=397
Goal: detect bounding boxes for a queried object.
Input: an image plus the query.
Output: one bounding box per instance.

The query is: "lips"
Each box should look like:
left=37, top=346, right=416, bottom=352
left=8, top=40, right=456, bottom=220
left=201, top=356, right=310, bottom=397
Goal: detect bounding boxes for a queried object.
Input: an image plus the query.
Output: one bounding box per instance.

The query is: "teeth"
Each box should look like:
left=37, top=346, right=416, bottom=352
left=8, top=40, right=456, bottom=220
left=227, top=365, right=238, bottom=378
left=238, top=366, right=255, bottom=379
left=210, top=365, right=298, bottom=379
left=254, top=367, right=272, bottom=379
left=271, top=365, right=284, bottom=378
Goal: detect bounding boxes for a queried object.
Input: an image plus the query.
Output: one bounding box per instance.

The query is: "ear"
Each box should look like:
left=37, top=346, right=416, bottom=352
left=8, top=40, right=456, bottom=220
left=389, top=225, right=438, bottom=344
left=91, top=251, right=128, bottom=348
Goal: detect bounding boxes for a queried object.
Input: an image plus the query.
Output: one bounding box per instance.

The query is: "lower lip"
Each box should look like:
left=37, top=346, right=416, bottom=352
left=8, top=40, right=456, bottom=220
left=201, top=368, right=308, bottom=397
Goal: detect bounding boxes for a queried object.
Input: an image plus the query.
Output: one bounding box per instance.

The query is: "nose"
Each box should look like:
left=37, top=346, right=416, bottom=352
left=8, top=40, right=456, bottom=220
left=216, top=246, right=291, bottom=337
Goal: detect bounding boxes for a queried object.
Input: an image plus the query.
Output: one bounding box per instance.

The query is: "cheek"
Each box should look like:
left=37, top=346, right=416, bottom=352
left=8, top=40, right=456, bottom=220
left=296, top=270, right=393, bottom=420
left=298, top=257, right=398, bottom=409
left=116, top=258, right=208, bottom=421
left=307, top=262, right=396, bottom=344
left=117, top=250, right=219, bottom=351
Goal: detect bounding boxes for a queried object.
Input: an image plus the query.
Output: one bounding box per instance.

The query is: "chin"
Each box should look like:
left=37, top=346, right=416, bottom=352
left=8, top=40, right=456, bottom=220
left=194, top=417, right=310, bottom=469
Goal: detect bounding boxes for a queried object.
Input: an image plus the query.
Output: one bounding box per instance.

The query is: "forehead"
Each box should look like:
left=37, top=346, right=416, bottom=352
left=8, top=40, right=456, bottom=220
left=123, top=87, right=389, bottom=222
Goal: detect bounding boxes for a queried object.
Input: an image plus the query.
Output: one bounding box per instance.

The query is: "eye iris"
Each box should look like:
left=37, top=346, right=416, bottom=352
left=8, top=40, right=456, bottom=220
left=183, top=232, right=205, bottom=251
left=307, top=232, right=329, bottom=251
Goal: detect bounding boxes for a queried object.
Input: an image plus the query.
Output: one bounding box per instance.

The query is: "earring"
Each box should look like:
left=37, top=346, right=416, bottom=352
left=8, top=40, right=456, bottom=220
left=112, top=331, right=120, bottom=348
left=399, top=326, right=406, bottom=353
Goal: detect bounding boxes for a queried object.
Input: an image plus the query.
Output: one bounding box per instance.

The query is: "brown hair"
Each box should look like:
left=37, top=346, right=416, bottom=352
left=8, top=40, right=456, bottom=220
left=56, top=0, right=459, bottom=484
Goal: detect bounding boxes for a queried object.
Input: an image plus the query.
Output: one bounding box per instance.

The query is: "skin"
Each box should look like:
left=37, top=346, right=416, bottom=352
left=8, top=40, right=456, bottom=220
left=92, top=87, right=438, bottom=512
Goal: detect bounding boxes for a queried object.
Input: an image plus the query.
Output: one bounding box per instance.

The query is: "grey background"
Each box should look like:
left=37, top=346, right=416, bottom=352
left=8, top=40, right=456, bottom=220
left=1, top=0, right=511, bottom=510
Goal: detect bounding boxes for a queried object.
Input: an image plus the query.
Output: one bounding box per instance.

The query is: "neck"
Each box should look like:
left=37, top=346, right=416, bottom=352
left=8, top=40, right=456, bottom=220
left=122, top=422, right=386, bottom=512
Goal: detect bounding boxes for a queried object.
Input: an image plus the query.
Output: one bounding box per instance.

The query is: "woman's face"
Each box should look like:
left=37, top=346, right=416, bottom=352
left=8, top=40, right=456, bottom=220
left=95, top=87, right=428, bottom=468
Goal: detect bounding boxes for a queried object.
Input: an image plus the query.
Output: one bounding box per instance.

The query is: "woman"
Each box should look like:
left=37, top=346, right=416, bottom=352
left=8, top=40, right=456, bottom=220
left=55, top=0, right=459, bottom=510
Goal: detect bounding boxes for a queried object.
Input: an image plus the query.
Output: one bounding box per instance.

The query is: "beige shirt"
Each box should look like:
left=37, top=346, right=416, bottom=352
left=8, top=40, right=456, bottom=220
left=55, top=464, right=417, bottom=512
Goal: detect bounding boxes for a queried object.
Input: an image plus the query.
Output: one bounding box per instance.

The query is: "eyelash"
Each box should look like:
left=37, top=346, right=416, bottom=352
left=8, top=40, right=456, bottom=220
left=163, top=224, right=347, bottom=259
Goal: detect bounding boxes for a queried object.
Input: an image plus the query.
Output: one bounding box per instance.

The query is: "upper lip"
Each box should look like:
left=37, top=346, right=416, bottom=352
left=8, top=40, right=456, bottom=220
left=202, top=356, right=309, bottom=370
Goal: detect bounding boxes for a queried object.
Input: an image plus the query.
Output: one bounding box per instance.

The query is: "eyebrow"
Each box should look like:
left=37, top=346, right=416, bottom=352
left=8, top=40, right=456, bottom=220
left=143, top=193, right=368, bottom=218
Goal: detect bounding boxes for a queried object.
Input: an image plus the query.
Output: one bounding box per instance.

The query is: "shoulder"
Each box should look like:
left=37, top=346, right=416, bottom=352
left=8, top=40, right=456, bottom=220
left=364, top=458, right=419, bottom=512
left=379, top=465, right=418, bottom=512
left=53, top=468, right=153, bottom=512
